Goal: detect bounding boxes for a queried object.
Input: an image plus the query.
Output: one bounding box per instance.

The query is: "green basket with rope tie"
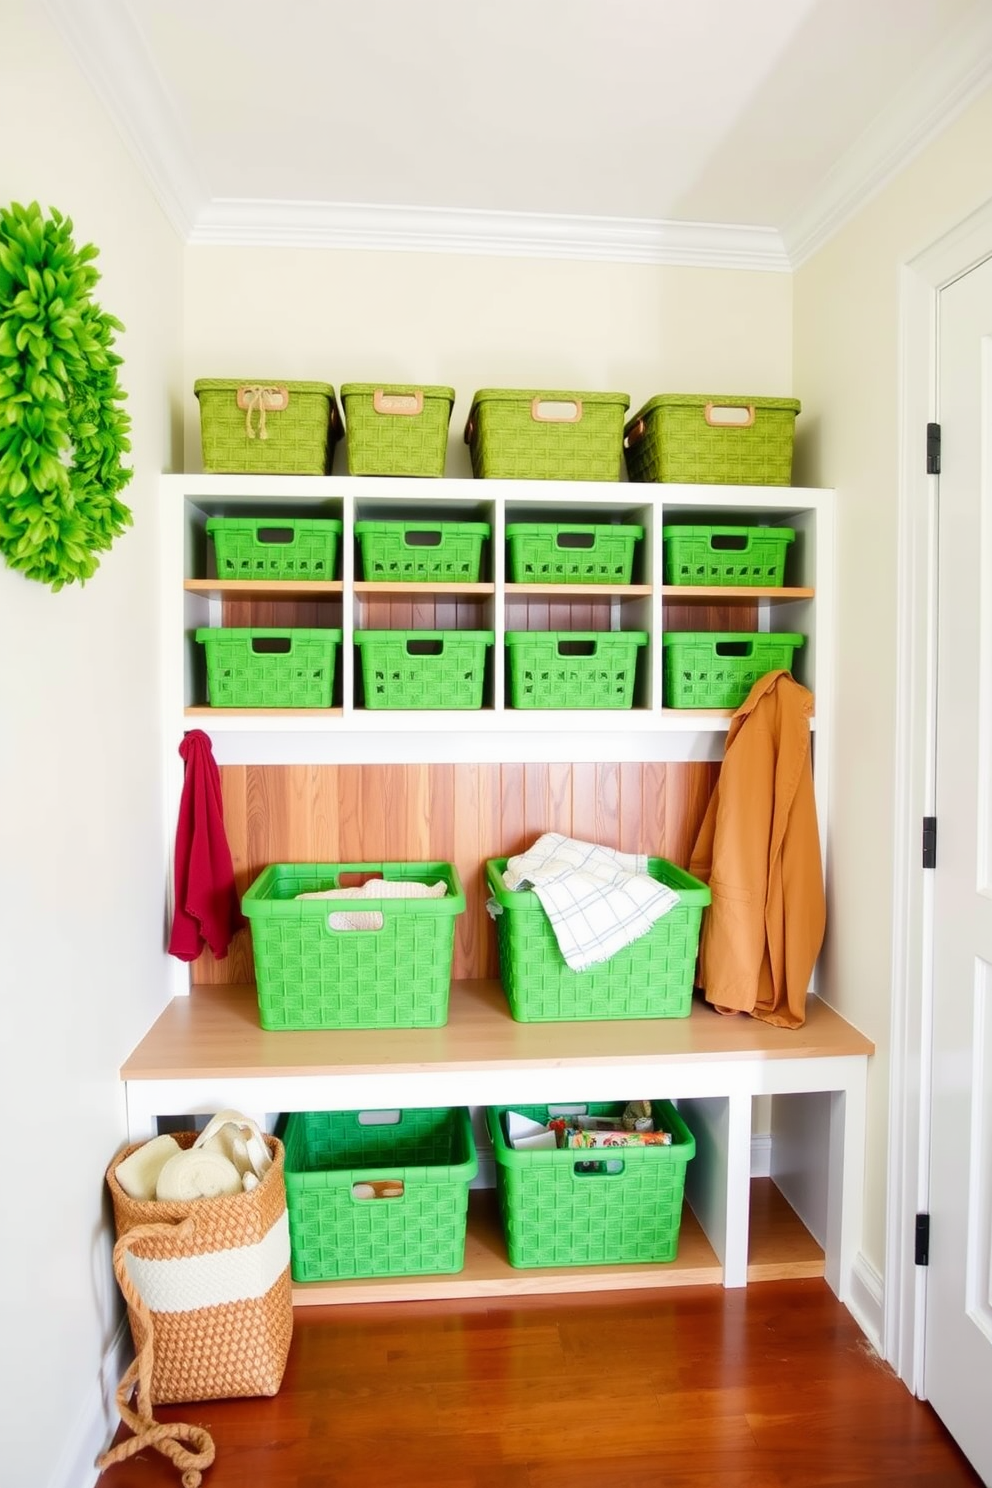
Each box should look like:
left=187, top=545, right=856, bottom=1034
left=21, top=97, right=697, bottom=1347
left=194, top=380, right=342, bottom=475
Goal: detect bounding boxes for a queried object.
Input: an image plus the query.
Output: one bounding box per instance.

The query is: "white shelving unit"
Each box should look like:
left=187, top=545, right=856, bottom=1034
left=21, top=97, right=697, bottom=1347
left=126, top=472, right=873, bottom=1306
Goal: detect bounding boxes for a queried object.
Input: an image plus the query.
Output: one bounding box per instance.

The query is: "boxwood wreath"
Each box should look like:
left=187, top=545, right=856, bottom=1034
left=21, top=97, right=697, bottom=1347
left=0, top=201, right=133, bottom=590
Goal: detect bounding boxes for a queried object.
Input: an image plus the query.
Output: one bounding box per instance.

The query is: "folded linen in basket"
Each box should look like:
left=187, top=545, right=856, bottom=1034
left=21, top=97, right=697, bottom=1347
left=501, top=833, right=678, bottom=973
left=296, top=877, right=447, bottom=931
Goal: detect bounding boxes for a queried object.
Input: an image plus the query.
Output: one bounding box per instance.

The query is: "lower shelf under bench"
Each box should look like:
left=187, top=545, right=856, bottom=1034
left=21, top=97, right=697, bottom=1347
left=290, top=1180, right=824, bottom=1306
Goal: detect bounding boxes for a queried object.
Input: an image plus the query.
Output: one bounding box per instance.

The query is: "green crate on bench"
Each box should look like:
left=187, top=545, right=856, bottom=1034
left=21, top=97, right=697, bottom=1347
left=194, top=379, right=340, bottom=474
left=195, top=628, right=341, bottom=708
left=486, top=1100, right=695, bottom=1267
left=485, top=857, right=710, bottom=1022
left=662, top=631, right=804, bottom=709
left=506, top=523, right=643, bottom=584
left=241, top=861, right=465, bottom=1030
left=464, top=388, right=630, bottom=481
left=624, top=394, right=800, bottom=486
left=283, top=1107, right=478, bottom=1281
left=355, top=520, right=489, bottom=582
left=355, top=630, right=493, bottom=709
left=505, top=631, right=646, bottom=709
left=340, top=384, right=455, bottom=476
left=206, top=516, right=342, bottom=580
left=663, top=525, right=794, bottom=587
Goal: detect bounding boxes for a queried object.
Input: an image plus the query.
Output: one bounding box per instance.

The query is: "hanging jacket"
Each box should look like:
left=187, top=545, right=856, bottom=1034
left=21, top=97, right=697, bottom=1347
left=167, top=729, right=245, bottom=962
left=689, top=669, right=825, bottom=1029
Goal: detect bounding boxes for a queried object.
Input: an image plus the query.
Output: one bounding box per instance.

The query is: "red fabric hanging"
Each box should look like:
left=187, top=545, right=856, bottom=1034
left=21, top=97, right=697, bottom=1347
left=167, top=729, right=245, bottom=962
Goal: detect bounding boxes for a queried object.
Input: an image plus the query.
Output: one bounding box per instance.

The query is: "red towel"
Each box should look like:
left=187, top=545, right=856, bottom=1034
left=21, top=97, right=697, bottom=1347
left=167, top=730, right=245, bottom=962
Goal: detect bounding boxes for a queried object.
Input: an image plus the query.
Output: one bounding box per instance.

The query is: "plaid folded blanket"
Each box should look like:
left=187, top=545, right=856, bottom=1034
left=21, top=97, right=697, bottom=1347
left=502, top=834, right=678, bottom=972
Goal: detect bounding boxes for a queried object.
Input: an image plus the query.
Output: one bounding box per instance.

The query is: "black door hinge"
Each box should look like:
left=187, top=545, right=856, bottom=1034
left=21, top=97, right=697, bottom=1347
left=915, top=1212, right=930, bottom=1266
left=927, top=422, right=941, bottom=474
left=923, top=816, right=937, bottom=869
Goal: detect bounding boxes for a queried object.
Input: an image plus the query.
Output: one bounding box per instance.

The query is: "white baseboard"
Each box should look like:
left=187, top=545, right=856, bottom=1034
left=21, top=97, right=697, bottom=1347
left=845, top=1251, right=885, bottom=1356
left=51, top=1318, right=132, bottom=1488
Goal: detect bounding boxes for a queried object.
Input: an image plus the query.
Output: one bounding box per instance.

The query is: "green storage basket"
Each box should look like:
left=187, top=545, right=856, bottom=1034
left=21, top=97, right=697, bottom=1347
left=205, top=517, right=342, bottom=580
left=340, top=384, right=455, bottom=477
left=624, top=394, right=800, bottom=486
left=194, top=380, right=341, bottom=475
left=663, top=631, right=804, bottom=709
left=487, top=1100, right=695, bottom=1267
left=464, top=389, right=630, bottom=481
left=355, top=520, right=489, bottom=582
left=355, top=630, right=493, bottom=710
left=241, top=861, right=465, bottom=1030
left=506, top=523, right=643, bottom=584
left=663, top=525, right=794, bottom=587
left=505, top=631, right=646, bottom=709
left=195, top=628, right=341, bottom=708
left=283, top=1107, right=478, bottom=1281
left=485, top=857, right=710, bottom=1022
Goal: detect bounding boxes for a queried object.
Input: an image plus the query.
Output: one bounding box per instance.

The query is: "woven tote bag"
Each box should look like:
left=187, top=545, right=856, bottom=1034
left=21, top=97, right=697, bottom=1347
left=97, top=1131, right=293, bottom=1485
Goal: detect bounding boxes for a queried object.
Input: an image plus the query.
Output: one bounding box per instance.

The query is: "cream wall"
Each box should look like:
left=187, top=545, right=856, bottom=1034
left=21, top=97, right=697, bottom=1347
left=794, top=89, right=992, bottom=1274
left=182, top=250, right=794, bottom=471
left=0, top=6, right=184, bottom=1486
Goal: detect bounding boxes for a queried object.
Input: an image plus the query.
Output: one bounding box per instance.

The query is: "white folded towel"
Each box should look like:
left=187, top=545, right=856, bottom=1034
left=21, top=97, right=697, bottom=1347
left=115, top=1134, right=182, bottom=1201
left=501, top=833, right=678, bottom=972
left=297, top=877, right=447, bottom=930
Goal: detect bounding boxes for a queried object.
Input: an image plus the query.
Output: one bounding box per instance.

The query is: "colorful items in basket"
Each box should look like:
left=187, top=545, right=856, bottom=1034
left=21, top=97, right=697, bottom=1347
left=505, top=1104, right=673, bottom=1151
left=115, top=1110, right=272, bottom=1201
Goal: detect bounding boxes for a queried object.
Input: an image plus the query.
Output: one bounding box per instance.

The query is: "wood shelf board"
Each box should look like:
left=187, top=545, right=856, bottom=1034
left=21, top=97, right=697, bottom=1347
left=289, top=1178, right=821, bottom=1306
left=184, top=706, right=345, bottom=718
left=185, top=579, right=343, bottom=599
left=354, top=581, right=494, bottom=597
left=661, top=585, right=813, bottom=603
left=121, top=981, right=874, bottom=1082
left=505, top=583, right=653, bottom=598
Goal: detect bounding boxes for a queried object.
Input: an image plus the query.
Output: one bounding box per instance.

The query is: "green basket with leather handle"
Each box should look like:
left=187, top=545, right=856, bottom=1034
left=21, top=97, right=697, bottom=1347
left=194, top=379, right=341, bottom=474
left=341, top=384, right=455, bottom=476
left=465, top=388, right=630, bottom=481
left=624, top=395, right=801, bottom=486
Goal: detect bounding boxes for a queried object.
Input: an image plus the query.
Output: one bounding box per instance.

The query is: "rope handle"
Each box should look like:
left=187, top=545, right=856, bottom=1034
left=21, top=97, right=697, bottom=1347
left=95, top=1219, right=216, bottom=1488
left=236, top=384, right=289, bottom=441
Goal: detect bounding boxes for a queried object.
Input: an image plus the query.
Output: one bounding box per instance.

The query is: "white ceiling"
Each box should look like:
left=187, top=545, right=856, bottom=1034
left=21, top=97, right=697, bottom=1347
left=46, top=0, right=992, bottom=269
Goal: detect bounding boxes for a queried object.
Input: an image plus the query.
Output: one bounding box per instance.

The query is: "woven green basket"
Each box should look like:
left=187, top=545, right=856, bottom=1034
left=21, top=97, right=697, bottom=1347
left=506, top=523, right=643, bottom=584
left=355, top=521, right=489, bottom=582
left=487, top=1100, right=695, bottom=1267
left=663, top=525, right=794, bottom=587
left=194, top=379, right=341, bottom=474
left=241, top=860, right=465, bottom=1030
left=465, top=389, right=630, bottom=481
left=283, top=1107, right=477, bottom=1281
left=195, top=628, right=341, bottom=708
left=485, top=857, right=709, bottom=1021
left=662, top=631, right=804, bottom=709
left=505, top=631, right=646, bottom=709
left=624, top=395, right=800, bottom=486
left=341, top=384, right=455, bottom=476
left=355, top=630, right=493, bottom=709
left=206, top=517, right=342, bottom=580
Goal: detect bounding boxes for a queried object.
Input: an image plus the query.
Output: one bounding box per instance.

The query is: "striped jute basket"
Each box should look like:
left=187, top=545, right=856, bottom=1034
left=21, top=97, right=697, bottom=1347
left=96, top=1132, right=293, bottom=1486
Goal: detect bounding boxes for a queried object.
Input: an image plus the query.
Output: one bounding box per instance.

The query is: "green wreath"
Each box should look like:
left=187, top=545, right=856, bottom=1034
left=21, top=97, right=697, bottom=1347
left=0, top=201, right=133, bottom=590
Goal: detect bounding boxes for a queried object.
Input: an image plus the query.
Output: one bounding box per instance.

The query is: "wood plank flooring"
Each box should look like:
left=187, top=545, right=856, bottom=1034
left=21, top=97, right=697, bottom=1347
left=95, top=1280, right=982, bottom=1488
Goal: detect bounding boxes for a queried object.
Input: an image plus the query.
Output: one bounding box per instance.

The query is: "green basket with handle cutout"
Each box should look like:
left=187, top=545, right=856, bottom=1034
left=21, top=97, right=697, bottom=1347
left=341, top=384, right=455, bottom=476
left=624, top=394, right=800, bottom=486
left=465, top=388, right=630, bottom=480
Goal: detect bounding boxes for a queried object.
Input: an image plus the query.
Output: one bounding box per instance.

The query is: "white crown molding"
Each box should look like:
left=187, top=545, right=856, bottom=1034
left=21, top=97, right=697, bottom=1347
left=189, top=199, right=792, bottom=271
left=43, top=0, right=208, bottom=240
left=783, top=3, right=992, bottom=267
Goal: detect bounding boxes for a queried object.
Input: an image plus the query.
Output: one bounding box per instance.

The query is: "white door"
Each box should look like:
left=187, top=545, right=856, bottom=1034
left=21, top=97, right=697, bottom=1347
left=927, top=253, right=992, bottom=1486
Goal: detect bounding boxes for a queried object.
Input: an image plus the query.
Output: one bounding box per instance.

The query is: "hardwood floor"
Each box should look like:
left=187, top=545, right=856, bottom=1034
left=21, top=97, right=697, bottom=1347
left=96, top=1280, right=982, bottom=1488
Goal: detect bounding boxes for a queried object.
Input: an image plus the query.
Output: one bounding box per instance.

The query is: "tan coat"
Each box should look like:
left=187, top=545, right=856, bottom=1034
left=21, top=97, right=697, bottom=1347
left=689, top=670, right=825, bottom=1029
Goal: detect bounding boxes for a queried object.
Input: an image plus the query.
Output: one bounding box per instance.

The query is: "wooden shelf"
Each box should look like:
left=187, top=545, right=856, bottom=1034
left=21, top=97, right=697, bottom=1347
left=289, top=1179, right=823, bottom=1306
left=355, top=581, right=494, bottom=597
left=661, top=585, right=813, bottom=603
left=121, top=981, right=874, bottom=1083
left=505, top=583, right=652, bottom=598
left=185, top=706, right=345, bottom=718
left=185, top=579, right=343, bottom=600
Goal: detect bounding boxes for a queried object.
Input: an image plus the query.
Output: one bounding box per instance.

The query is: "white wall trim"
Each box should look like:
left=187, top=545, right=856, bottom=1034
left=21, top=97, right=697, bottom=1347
left=50, top=1316, right=132, bottom=1488
left=889, top=194, right=992, bottom=1396
left=784, top=8, right=992, bottom=267
left=188, top=199, right=792, bottom=271
left=846, top=1250, right=885, bottom=1360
